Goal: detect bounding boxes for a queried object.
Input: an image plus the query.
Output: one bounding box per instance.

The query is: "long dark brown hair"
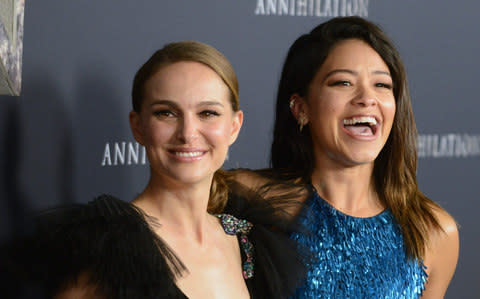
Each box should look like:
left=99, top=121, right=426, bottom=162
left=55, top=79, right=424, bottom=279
left=271, top=16, right=442, bottom=259
left=131, top=41, right=239, bottom=214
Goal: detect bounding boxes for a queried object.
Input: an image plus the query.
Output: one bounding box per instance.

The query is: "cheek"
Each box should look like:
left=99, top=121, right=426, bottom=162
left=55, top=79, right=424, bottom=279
left=381, top=100, right=396, bottom=139
left=144, top=121, right=175, bottom=145
left=204, top=122, right=232, bottom=145
left=308, top=101, right=345, bottom=146
left=384, top=100, right=396, bottom=124
left=309, top=101, right=340, bottom=128
left=311, top=92, right=341, bottom=115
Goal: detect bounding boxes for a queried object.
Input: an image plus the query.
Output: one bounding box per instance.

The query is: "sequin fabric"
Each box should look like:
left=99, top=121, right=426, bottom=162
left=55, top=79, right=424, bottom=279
left=216, top=214, right=254, bottom=279
left=291, top=191, right=428, bottom=298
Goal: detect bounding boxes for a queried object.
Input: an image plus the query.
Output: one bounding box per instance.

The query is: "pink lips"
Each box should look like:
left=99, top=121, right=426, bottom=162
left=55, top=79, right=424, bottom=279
left=342, top=115, right=380, bottom=141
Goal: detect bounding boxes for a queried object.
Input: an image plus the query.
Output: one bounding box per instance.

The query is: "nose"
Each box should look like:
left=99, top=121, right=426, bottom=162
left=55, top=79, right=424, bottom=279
left=177, top=114, right=198, bottom=144
left=352, top=84, right=377, bottom=107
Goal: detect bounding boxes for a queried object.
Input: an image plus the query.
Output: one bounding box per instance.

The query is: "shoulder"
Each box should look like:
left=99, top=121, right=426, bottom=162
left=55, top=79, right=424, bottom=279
left=36, top=194, right=156, bottom=258
left=36, top=194, right=186, bottom=298
left=431, top=206, right=459, bottom=240
left=422, top=206, right=459, bottom=298
left=36, top=194, right=148, bottom=234
left=427, top=206, right=459, bottom=253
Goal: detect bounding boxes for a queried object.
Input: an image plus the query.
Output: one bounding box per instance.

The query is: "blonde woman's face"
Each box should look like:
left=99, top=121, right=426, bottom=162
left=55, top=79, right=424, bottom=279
left=130, top=61, right=243, bottom=185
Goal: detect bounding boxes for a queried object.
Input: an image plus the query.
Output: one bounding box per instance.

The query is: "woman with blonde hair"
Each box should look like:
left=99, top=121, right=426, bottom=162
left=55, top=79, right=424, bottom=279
left=2, top=41, right=303, bottom=299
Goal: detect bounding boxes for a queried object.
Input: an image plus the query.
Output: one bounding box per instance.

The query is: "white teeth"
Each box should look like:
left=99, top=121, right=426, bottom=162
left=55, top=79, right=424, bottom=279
left=174, top=151, right=203, bottom=157
left=343, top=116, right=377, bottom=126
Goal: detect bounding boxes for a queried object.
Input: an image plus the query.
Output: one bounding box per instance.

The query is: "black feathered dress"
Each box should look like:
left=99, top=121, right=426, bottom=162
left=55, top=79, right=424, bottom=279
left=2, top=191, right=305, bottom=299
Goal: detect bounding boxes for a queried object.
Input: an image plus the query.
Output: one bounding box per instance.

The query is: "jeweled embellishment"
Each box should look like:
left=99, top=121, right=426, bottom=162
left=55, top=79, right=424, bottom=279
left=217, top=214, right=254, bottom=279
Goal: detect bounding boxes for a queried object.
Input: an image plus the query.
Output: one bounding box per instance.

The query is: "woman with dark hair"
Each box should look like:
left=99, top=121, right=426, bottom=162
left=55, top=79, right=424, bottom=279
left=2, top=41, right=303, bottom=299
left=235, top=16, right=458, bottom=298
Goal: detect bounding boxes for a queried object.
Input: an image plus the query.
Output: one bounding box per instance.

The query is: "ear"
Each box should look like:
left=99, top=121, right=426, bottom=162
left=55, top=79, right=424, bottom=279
left=289, top=94, right=309, bottom=124
left=129, top=110, right=145, bottom=145
left=228, top=110, right=243, bottom=145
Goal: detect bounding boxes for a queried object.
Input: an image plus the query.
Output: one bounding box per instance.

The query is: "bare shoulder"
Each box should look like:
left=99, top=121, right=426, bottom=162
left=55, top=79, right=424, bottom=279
left=432, top=206, right=459, bottom=238
left=422, top=206, right=459, bottom=299
left=427, top=206, right=459, bottom=256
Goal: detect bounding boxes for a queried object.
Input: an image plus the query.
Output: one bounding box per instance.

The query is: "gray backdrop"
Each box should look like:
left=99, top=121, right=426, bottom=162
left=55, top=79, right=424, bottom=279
left=1, top=1, right=478, bottom=297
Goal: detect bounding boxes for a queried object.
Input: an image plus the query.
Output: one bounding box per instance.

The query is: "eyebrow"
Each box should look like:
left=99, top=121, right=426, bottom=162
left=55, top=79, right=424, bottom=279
left=323, top=69, right=392, bottom=81
left=372, top=70, right=391, bottom=76
left=149, top=99, right=177, bottom=108
left=197, top=100, right=225, bottom=107
left=149, top=99, right=225, bottom=108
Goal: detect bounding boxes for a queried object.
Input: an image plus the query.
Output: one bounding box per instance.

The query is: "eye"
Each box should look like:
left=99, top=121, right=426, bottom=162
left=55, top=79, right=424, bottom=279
left=153, top=110, right=176, bottom=118
left=330, top=80, right=351, bottom=87
left=375, top=82, right=393, bottom=89
left=199, top=110, right=221, bottom=118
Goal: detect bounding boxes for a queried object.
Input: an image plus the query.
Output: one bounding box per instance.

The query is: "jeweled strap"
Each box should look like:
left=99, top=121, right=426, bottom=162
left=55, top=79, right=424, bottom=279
left=216, top=214, right=254, bottom=279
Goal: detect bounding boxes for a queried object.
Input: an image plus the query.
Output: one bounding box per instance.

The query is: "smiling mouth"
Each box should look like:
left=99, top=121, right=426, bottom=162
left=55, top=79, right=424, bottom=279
left=172, top=151, right=205, bottom=157
left=343, top=116, right=378, bottom=136
left=174, top=152, right=203, bottom=157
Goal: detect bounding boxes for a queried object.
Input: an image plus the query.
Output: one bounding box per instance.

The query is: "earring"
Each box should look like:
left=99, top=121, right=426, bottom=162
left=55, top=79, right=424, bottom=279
left=299, top=115, right=308, bottom=132
left=289, top=99, right=295, bottom=108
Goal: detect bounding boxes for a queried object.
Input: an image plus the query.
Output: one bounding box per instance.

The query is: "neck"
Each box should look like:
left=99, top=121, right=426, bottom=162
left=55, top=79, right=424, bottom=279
left=132, top=172, right=215, bottom=245
left=311, top=159, right=383, bottom=217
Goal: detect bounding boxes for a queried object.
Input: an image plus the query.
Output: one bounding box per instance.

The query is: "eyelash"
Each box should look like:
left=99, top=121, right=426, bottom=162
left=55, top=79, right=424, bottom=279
left=330, top=80, right=392, bottom=90
left=199, top=110, right=221, bottom=118
left=153, top=110, right=175, bottom=117
left=375, top=83, right=393, bottom=89
left=152, top=110, right=221, bottom=118
left=331, top=80, right=351, bottom=86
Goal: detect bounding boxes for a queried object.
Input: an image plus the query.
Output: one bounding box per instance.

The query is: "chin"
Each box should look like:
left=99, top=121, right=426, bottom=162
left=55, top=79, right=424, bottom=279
left=169, top=173, right=212, bottom=185
left=342, top=150, right=380, bottom=166
left=351, top=155, right=379, bottom=166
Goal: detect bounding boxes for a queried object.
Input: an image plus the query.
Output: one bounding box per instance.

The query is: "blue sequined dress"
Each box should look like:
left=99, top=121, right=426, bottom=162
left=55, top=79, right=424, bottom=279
left=291, top=190, right=427, bottom=298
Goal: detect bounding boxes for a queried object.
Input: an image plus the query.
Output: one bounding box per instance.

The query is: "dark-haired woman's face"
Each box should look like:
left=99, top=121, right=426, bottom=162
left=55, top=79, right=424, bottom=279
left=301, top=39, right=395, bottom=167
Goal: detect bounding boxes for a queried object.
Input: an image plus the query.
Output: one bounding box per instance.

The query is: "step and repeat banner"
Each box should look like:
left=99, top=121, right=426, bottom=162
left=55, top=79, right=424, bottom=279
left=0, top=1, right=478, bottom=297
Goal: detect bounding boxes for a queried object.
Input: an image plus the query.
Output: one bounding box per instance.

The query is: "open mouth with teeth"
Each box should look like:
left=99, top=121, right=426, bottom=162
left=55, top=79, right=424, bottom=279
left=168, top=150, right=207, bottom=160
left=173, top=151, right=204, bottom=157
left=343, top=116, right=378, bottom=136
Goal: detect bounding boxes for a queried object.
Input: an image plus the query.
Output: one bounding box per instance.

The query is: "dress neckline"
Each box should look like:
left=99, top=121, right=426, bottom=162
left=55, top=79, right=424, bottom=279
left=160, top=213, right=254, bottom=298
left=310, top=189, right=390, bottom=220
